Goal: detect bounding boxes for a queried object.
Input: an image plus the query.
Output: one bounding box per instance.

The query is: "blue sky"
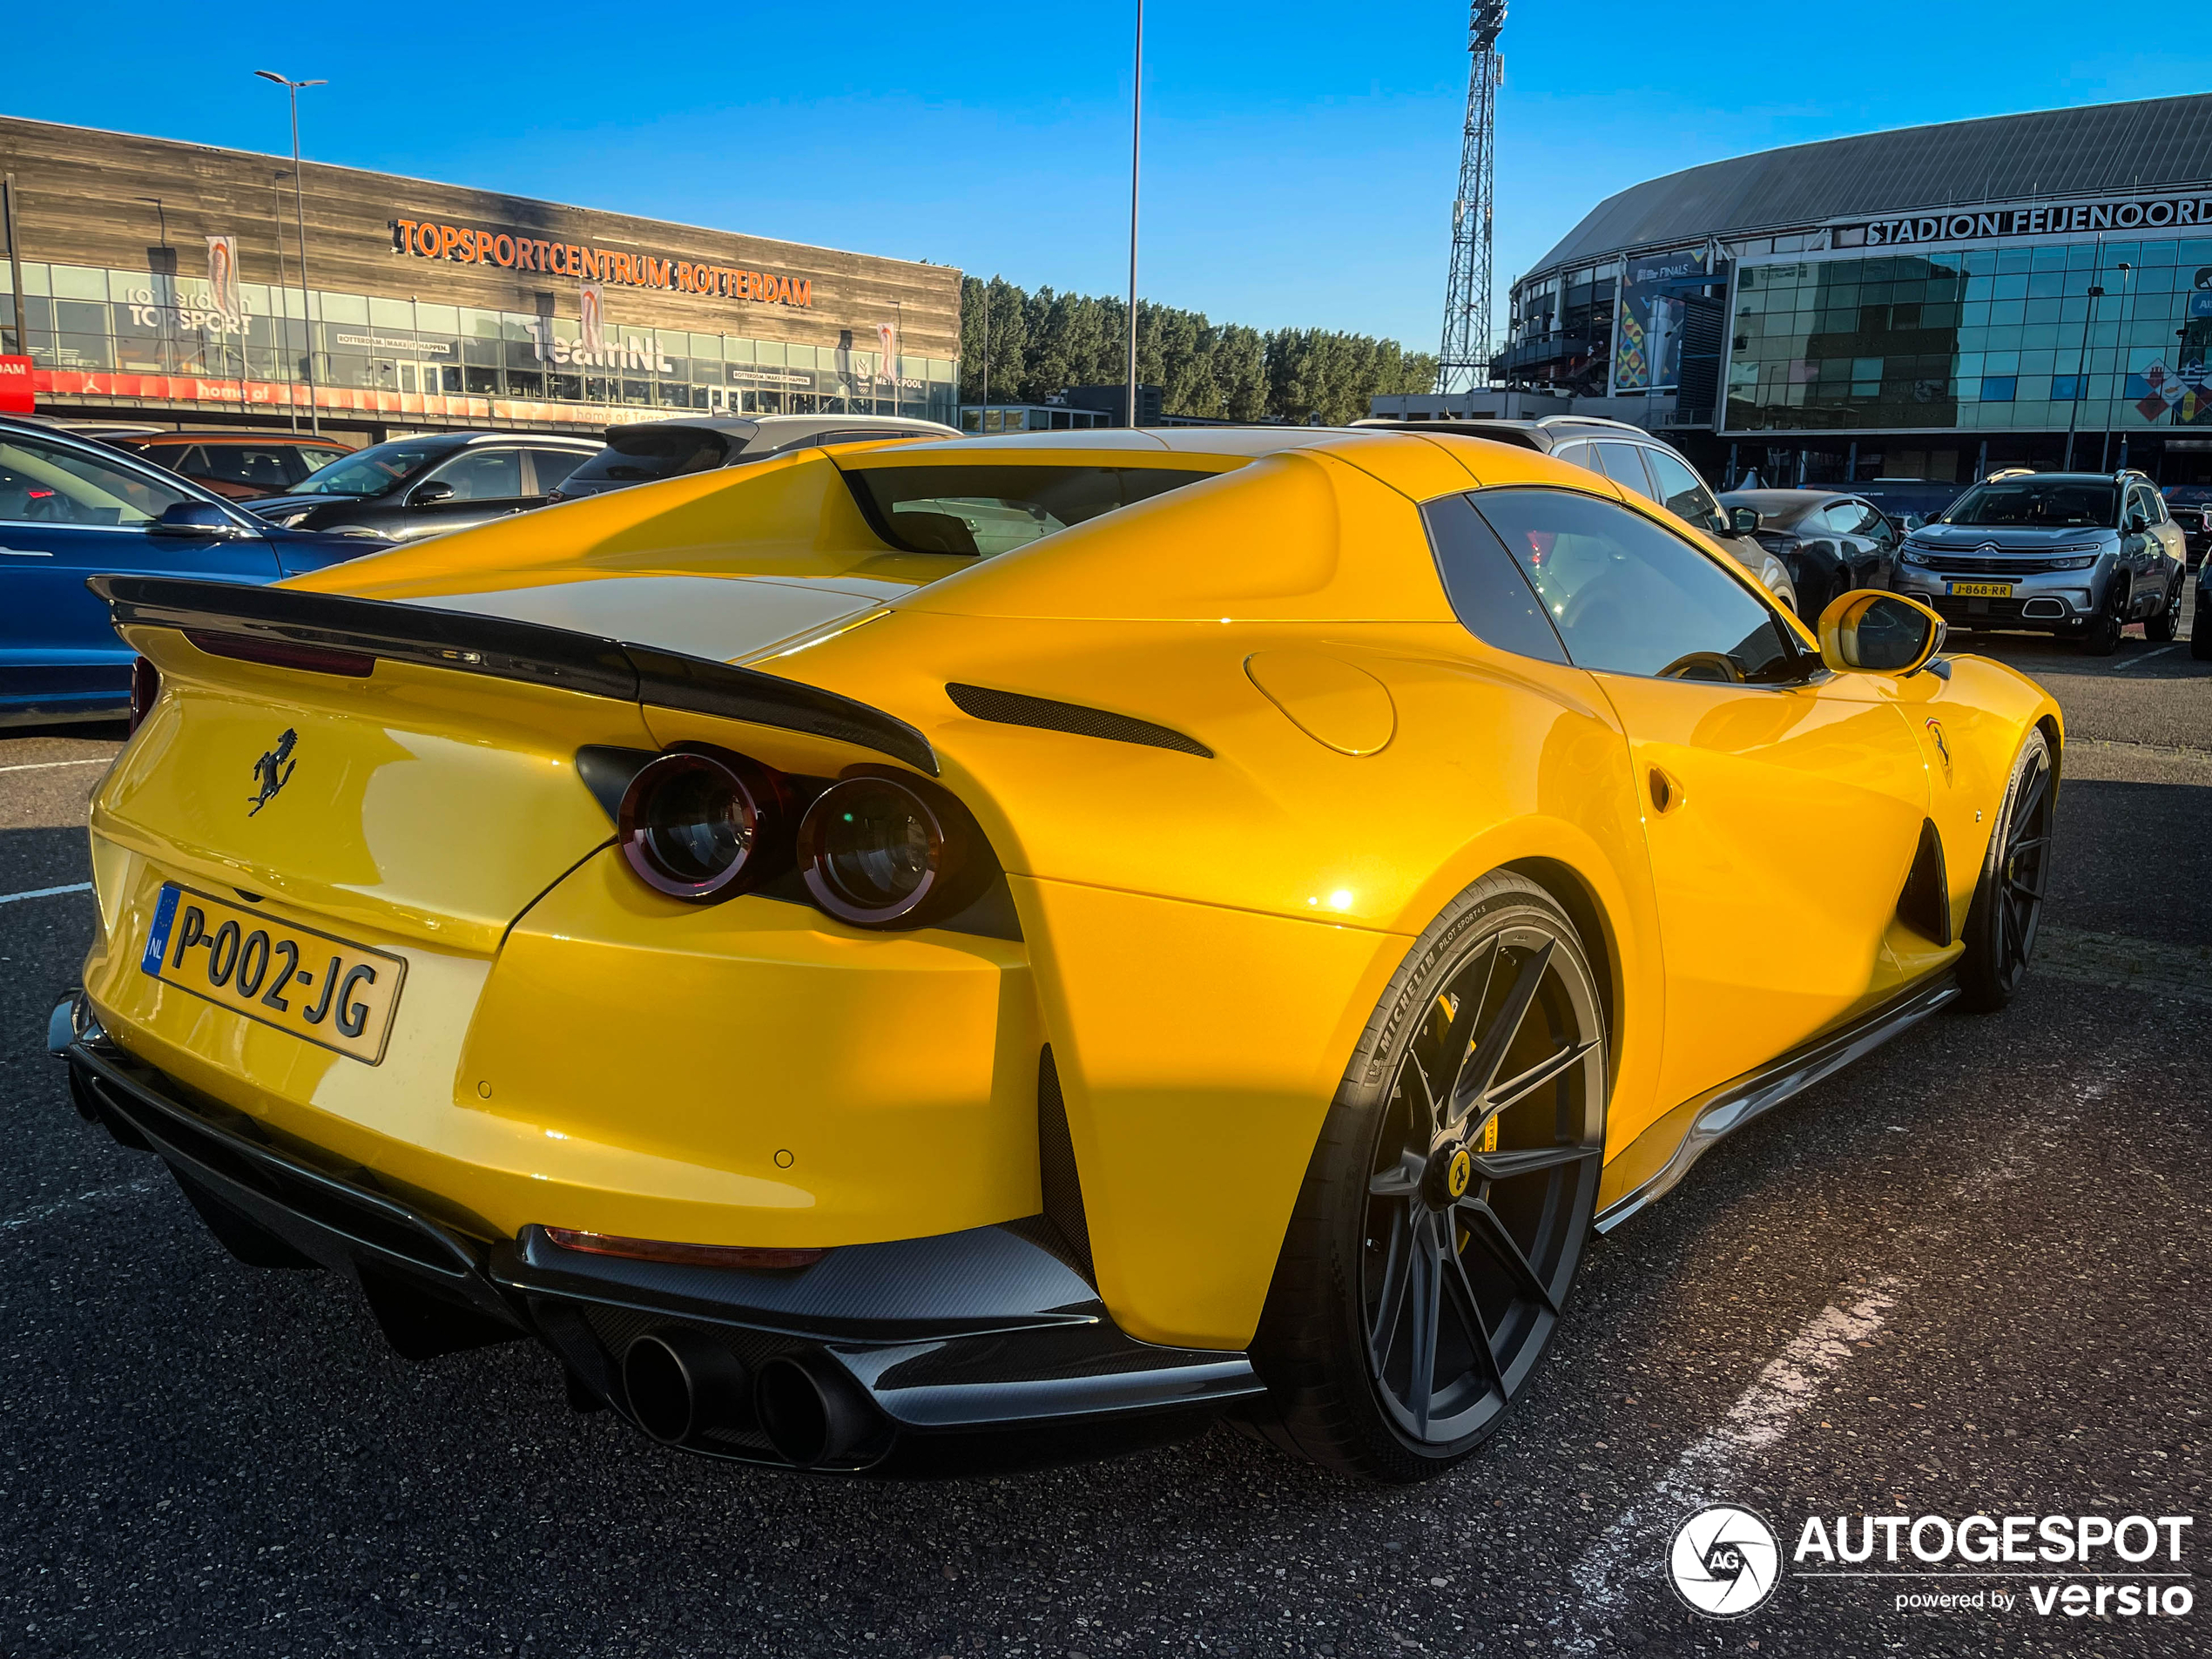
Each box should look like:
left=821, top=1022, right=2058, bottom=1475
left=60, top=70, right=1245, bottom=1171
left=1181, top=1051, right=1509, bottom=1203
left=7, top=3, right=2208, bottom=352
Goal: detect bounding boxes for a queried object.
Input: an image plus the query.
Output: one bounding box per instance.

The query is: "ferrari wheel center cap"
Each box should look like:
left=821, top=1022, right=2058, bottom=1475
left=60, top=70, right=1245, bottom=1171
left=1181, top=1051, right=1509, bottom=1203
left=1425, top=1144, right=1475, bottom=1209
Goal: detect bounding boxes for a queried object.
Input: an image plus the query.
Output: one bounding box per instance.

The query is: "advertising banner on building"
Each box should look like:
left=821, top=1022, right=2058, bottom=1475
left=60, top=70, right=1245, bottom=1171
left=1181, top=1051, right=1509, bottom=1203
left=205, top=237, right=241, bottom=320
left=876, top=320, right=898, bottom=386
left=0, top=354, right=32, bottom=414
left=1612, top=248, right=1708, bottom=395
left=579, top=283, right=606, bottom=354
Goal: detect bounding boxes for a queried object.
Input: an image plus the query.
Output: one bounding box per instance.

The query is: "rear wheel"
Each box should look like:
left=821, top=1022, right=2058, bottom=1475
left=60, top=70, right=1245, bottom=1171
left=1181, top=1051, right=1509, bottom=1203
left=2145, top=572, right=2183, bottom=643
left=1247, top=873, right=1607, bottom=1482
left=1956, top=729, right=2054, bottom=1013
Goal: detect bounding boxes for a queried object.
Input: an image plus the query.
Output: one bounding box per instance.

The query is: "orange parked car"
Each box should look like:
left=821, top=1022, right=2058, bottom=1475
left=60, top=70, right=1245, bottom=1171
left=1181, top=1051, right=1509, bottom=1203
left=110, top=430, right=354, bottom=500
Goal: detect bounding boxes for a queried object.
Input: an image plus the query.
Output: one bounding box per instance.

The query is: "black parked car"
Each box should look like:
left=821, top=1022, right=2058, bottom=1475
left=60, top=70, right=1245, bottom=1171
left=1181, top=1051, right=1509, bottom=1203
left=1716, top=489, right=1900, bottom=623
left=1848, top=477, right=1967, bottom=533
left=0, top=415, right=389, bottom=726
left=549, top=414, right=959, bottom=502
left=245, top=431, right=603, bottom=541
left=2162, top=501, right=2210, bottom=570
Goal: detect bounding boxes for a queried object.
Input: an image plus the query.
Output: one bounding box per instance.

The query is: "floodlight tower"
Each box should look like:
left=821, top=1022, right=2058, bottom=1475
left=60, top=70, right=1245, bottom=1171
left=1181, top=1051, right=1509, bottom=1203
left=1436, top=2, right=1507, bottom=397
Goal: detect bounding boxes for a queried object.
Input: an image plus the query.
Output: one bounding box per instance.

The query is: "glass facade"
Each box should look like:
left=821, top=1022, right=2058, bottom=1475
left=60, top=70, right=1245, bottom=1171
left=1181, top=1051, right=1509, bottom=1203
left=960, top=404, right=1109, bottom=434
left=1502, top=266, right=1618, bottom=395
left=0, top=260, right=958, bottom=427
left=1725, top=238, right=2212, bottom=435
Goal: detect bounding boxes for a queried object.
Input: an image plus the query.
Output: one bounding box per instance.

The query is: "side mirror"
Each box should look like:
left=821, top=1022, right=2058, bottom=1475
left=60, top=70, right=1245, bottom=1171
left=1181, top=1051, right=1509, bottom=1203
left=1729, top=506, right=1761, bottom=536
left=1817, top=590, right=1946, bottom=677
left=2123, top=509, right=2148, bottom=534
left=408, top=479, right=455, bottom=506
left=148, top=502, right=248, bottom=539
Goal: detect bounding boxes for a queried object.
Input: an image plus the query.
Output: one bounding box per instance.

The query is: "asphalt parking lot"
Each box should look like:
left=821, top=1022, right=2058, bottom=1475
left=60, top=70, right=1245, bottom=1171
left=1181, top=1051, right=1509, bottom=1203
left=2, top=610, right=2206, bottom=1659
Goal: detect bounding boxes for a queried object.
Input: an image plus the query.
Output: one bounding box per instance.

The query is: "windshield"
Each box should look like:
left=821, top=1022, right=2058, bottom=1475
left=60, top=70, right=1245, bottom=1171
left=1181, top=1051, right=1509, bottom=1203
left=1942, top=480, right=2117, bottom=529
left=848, top=465, right=1219, bottom=556
left=564, top=428, right=733, bottom=486
left=283, top=441, right=451, bottom=497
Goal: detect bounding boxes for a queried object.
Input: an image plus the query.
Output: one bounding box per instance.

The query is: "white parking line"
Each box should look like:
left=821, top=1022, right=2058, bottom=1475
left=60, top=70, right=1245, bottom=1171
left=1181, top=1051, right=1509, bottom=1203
left=0, top=882, right=93, bottom=906
left=2113, top=644, right=2180, bottom=671
left=1558, top=1279, right=1903, bottom=1651
left=0, top=1177, right=158, bottom=1234
left=1554, top=1067, right=2112, bottom=1648
left=0, top=757, right=113, bottom=775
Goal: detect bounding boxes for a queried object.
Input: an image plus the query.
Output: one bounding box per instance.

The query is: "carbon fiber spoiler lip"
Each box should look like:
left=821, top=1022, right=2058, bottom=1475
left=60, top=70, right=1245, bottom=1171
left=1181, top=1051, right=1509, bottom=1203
left=91, top=573, right=937, bottom=775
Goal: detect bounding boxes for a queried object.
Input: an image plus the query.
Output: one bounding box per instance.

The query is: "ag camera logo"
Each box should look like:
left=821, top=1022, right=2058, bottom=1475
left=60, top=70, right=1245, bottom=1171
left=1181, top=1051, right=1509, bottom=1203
left=1669, top=1505, right=1782, bottom=1617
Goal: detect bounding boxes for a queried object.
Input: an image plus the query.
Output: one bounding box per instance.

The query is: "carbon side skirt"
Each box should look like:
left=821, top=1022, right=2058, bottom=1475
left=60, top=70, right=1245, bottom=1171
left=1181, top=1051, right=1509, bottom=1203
left=1595, top=973, right=1959, bottom=1233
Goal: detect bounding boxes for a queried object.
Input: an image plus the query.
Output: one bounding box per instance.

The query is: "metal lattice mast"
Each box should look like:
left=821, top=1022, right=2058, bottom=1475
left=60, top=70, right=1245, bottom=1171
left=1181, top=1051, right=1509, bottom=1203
left=1436, top=3, right=1506, bottom=395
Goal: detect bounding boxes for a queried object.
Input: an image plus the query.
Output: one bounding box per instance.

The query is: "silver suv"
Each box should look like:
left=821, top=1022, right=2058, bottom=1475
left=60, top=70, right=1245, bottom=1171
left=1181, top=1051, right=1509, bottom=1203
left=1892, top=470, right=2187, bottom=655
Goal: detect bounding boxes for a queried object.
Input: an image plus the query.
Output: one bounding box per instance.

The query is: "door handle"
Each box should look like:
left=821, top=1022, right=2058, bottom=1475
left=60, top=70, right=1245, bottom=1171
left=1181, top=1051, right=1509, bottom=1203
left=1648, top=766, right=1686, bottom=815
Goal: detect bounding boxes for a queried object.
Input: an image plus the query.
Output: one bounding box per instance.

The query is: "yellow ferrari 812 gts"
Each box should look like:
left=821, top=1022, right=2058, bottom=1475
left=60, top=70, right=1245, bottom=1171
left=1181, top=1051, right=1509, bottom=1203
left=52, top=428, right=2060, bottom=1480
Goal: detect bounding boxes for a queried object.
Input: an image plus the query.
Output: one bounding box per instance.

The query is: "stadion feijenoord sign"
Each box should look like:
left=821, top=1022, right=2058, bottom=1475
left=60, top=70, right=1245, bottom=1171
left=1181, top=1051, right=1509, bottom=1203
left=1844, top=192, right=2212, bottom=248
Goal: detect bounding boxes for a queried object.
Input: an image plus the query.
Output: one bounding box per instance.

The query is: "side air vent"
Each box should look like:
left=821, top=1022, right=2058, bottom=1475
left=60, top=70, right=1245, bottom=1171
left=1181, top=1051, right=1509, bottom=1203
left=1896, top=818, right=1952, bottom=947
left=946, top=683, right=1212, bottom=759
left=1035, top=1047, right=1096, bottom=1284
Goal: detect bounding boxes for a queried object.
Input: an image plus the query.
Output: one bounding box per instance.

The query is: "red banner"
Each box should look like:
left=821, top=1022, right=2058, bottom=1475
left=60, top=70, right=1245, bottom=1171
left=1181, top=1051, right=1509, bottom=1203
left=29, top=368, right=626, bottom=428
left=0, top=355, right=33, bottom=414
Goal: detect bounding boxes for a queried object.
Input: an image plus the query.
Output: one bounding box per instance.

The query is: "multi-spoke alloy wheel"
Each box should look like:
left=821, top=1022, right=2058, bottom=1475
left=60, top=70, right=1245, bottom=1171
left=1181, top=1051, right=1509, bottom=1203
left=1958, top=728, right=2054, bottom=1012
left=1248, top=873, right=1608, bottom=1481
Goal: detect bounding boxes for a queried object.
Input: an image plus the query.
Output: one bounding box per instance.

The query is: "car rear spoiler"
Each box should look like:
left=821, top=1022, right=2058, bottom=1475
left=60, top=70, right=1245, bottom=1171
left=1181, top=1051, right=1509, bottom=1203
left=91, top=573, right=937, bottom=774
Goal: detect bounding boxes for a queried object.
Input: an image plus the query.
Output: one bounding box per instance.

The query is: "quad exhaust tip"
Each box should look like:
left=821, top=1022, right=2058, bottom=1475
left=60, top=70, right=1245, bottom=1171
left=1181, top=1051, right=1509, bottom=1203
left=755, top=1352, right=877, bottom=1467
left=623, top=1329, right=752, bottom=1446
left=622, top=1331, right=880, bottom=1465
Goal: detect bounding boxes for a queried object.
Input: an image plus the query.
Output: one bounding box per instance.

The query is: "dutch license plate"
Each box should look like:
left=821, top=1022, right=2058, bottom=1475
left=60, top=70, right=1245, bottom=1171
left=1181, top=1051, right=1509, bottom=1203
left=1947, top=581, right=2014, bottom=598
left=138, top=884, right=406, bottom=1064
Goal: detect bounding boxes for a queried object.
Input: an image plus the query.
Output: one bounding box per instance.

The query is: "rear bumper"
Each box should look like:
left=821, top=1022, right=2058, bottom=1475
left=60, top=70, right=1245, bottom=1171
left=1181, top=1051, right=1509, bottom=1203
left=52, top=993, right=1261, bottom=1473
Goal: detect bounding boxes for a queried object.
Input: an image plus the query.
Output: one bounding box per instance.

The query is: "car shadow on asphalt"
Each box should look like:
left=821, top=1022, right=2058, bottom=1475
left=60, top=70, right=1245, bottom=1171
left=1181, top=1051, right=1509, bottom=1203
left=1964, top=632, right=2210, bottom=680
left=2045, top=776, right=2212, bottom=946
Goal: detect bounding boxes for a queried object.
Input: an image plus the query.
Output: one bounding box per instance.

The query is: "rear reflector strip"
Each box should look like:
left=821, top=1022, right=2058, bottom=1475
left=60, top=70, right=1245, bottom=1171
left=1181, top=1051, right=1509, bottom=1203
left=541, top=1225, right=825, bottom=1271
left=185, top=630, right=376, bottom=678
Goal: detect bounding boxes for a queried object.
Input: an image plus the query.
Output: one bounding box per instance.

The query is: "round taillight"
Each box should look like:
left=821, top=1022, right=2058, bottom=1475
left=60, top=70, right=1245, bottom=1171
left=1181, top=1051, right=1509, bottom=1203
left=128, top=657, right=159, bottom=735
left=617, top=748, right=788, bottom=902
left=797, top=772, right=978, bottom=928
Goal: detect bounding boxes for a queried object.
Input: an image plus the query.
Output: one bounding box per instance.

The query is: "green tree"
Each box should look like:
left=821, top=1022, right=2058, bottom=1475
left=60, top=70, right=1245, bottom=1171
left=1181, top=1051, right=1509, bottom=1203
left=959, top=275, right=1433, bottom=422
left=959, top=276, right=1032, bottom=406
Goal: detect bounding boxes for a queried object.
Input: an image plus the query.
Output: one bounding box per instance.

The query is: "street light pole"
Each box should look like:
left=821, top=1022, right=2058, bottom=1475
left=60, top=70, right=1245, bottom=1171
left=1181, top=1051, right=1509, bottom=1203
left=2066, top=242, right=2105, bottom=471
left=1125, top=0, right=1142, bottom=428
left=2099, top=262, right=2133, bottom=471
left=257, top=71, right=327, bottom=436
left=2, top=173, right=29, bottom=361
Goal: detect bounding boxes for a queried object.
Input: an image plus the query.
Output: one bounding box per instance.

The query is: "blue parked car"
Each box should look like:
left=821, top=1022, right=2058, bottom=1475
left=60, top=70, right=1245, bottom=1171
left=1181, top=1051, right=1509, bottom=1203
left=0, top=415, right=391, bottom=727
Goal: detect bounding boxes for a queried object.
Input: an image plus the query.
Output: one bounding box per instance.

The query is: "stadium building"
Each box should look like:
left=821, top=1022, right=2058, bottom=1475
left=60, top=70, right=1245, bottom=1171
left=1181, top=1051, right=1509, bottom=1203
left=0, top=116, right=960, bottom=439
left=1376, top=95, right=2212, bottom=489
